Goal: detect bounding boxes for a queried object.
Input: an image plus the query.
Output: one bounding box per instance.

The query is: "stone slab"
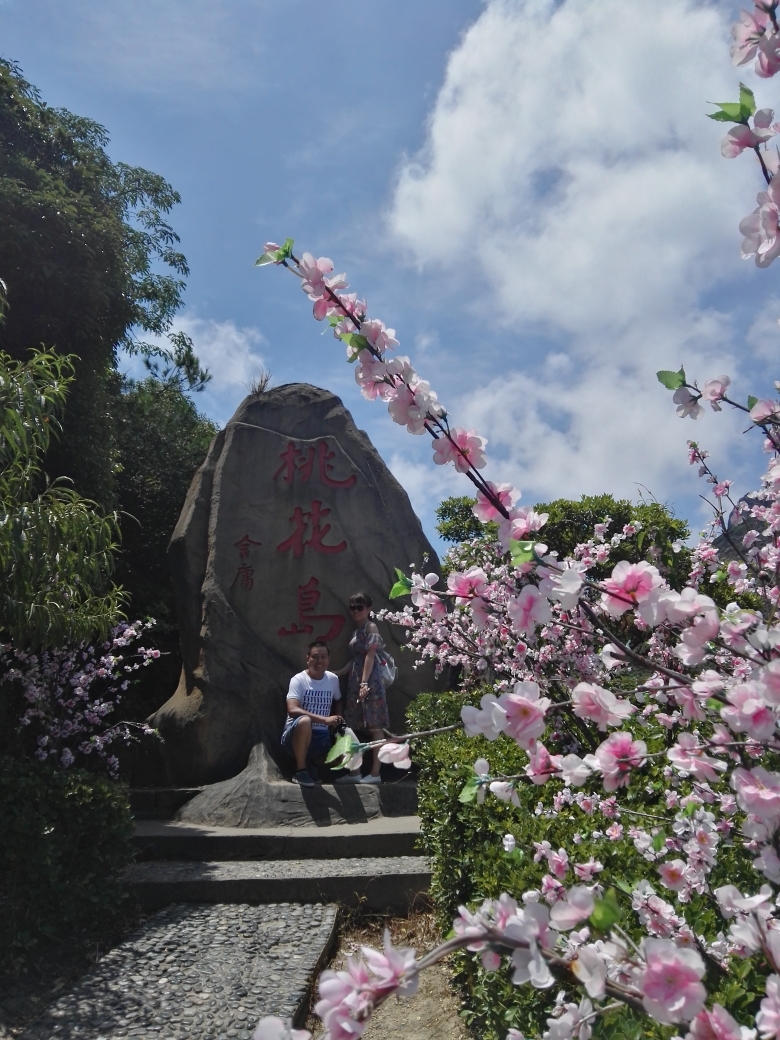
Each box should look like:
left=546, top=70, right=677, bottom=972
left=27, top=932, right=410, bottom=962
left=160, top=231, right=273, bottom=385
left=19, top=902, right=337, bottom=1039
left=173, top=750, right=418, bottom=828
left=125, top=857, right=431, bottom=913
left=133, top=816, right=421, bottom=861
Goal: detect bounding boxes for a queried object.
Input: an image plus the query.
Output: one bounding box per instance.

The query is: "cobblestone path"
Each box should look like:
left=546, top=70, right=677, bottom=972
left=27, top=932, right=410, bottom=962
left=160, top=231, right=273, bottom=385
left=20, top=903, right=337, bottom=1040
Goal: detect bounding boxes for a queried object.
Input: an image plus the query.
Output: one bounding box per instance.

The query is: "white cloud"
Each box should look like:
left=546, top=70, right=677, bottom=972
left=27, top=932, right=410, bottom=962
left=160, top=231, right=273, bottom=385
left=179, top=315, right=269, bottom=425
left=388, top=0, right=770, bottom=508
left=747, top=295, right=780, bottom=361
left=119, top=314, right=268, bottom=426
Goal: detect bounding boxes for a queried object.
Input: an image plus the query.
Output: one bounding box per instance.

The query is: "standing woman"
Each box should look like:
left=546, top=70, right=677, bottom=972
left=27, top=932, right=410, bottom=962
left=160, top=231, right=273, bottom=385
left=337, top=591, right=389, bottom=784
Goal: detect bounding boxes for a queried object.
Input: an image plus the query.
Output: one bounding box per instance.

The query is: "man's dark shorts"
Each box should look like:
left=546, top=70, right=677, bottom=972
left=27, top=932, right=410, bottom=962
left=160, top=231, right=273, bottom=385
left=280, top=716, right=331, bottom=758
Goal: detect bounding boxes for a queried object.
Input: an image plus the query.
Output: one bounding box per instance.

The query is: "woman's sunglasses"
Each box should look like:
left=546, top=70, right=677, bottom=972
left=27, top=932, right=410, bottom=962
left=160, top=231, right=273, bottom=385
left=349, top=604, right=368, bottom=612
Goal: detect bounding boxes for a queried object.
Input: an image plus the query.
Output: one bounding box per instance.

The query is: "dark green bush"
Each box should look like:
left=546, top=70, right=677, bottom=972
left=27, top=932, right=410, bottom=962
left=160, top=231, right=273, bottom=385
left=0, top=755, right=134, bottom=963
left=408, top=692, right=763, bottom=1040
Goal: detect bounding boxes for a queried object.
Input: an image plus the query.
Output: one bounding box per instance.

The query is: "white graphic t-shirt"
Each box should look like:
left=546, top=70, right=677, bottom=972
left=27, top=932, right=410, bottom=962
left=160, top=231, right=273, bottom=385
left=286, top=670, right=342, bottom=731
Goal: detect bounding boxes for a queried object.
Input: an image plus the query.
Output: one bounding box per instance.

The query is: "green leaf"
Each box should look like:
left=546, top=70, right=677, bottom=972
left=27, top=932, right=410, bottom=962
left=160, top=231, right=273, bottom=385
left=459, top=776, right=480, bottom=803
left=706, top=697, right=723, bottom=712
left=254, top=237, right=294, bottom=266
left=614, top=878, right=634, bottom=895
left=656, top=367, right=686, bottom=390
left=652, top=830, right=666, bottom=853
left=707, top=100, right=750, bottom=123
left=740, top=82, right=756, bottom=116
left=707, top=109, right=740, bottom=122
left=508, top=846, right=525, bottom=862
left=748, top=395, right=759, bottom=411
left=685, top=800, right=697, bottom=816
left=509, top=539, right=536, bottom=565
left=339, top=333, right=371, bottom=362
left=589, top=888, right=622, bottom=932
left=389, top=568, right=413, bottom=600
left=325, top=734, right=357, bottom=765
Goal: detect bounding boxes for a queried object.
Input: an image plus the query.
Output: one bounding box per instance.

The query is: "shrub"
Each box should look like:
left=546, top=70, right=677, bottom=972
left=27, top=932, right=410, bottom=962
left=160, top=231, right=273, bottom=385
left=407, top=691, right=764, bottom=1040
left=0, top=755, right=134, bottom=964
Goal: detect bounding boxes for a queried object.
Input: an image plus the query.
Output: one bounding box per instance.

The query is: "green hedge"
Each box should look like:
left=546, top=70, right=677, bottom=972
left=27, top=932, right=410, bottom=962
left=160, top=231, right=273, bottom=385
left=407, top=692, right=763, bottom=1040
left=0, top=755, right=134, bottom=962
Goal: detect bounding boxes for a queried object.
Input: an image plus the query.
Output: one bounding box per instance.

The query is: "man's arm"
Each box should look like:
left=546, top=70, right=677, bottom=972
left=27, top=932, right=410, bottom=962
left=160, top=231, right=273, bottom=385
left=286, top=698, right=342, bottom=726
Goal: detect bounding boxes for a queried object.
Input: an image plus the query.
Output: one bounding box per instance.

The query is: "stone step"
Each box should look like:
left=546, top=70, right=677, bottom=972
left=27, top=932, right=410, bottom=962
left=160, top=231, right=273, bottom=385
left=134, top=816, right=421, bottom=861
left=129, top=778, right=419, bottom=824
left=20, top=902, right=338, bottom=1039
left=129, top=787, right=205, bottom=819
left=125, top=857, right=431, bottom=913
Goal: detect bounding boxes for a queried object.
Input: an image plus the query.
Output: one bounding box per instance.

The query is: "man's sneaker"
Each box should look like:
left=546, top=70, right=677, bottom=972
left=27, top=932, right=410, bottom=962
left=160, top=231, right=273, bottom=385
left=293, top=769, right=316, bottom=787
left=334, top=773, right=361, bottom=784
left=360, top=774, right=382, bottom=785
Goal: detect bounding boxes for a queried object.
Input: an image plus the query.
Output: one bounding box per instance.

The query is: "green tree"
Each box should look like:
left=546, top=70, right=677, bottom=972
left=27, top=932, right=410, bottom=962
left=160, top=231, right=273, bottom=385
left=112, top=376, right=216, bottom=623
left=435, top=495, right=486, bottom=542
left=536, top=493, right=690, bottom=586
left=435, top=492, right=690, bottom=587
left=107, top=377, right=216, bottom=723
left=0, top=59, right=207, bottom=507
left=0, top=348, right=124, bottom=649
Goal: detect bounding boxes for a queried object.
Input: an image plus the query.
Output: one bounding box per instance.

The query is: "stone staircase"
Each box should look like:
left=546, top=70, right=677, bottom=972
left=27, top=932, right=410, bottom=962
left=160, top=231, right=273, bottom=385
left=126, top=782, right=430, bottom=913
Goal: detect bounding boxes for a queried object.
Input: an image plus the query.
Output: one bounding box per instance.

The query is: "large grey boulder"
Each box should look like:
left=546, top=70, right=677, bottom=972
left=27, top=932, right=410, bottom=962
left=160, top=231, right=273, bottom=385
left=147, top=383, right=439, bottom=787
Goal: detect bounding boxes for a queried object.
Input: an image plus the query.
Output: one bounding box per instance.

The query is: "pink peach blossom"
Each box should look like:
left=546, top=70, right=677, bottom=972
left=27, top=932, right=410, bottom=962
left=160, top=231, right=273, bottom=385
left=667, top=733, right=728, bottom=783
left=498, top=681, right=551, bottom=750
left=377, top=742, right=412, bottom=770
left=601, top=560, right=663, bottom=617
left=731, top=7, right=770, bottom=66
left=740, top=176, right=780, bottom=268
left=701, top=375, right=731, bottom=410
left=686, top=1003, right=749, bottom=1040
left=549, top=886, right=594, bottom=931
left=593, top=731, right=647, bottom=792
left=731, top=766, right=780, bottom=823
left=253, top=1018, right=311, bottom=1040
left=447, top=566, right=488, bottom=604
left=657, top=859, right=688, bottom=893
left=507, top=585, right=552, bottom=637
left=571, top=682, right=635, bottom=731
left=641, top=938, right=706, bottom=1024
left=525, top=742, right=563, bottom=785
left=432, top=428, right=487, bottom=473
left=472, top=482, right=520, bottom=522
left=674, top=387, right=703, bottom=419
left=758, top=975, right=780, bottom=1039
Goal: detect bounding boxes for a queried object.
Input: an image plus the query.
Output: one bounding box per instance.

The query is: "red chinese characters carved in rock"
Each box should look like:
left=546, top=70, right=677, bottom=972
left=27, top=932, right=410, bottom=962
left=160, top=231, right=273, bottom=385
left=231, top=534, right=262, bottom=589
left=234, top=535, right=262, bottom=559
left=278, top=577, right=346, bottom=642
left=273, top=439, right=357, bottom=489
left=276, top=500, right=347, bottom=558
left=231, top=565, right=255, bottom=590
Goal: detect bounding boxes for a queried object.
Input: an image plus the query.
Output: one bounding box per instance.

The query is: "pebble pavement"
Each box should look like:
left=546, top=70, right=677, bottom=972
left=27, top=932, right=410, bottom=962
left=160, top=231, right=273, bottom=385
left=20, top=902, right=337, bottom=1040
left=126, top=857, right=428, bottom=883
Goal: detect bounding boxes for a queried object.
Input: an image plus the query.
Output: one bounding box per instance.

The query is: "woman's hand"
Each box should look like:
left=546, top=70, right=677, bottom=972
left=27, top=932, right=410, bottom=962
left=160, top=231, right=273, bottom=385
left=358, top=681, right=370, bottom=702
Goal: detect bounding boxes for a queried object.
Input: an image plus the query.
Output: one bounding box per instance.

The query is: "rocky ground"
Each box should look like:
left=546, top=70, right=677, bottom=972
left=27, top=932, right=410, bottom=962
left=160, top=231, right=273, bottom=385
left=1, top=907, right=469, bottom=1040
left=306, top=911, right=470, bottom=1040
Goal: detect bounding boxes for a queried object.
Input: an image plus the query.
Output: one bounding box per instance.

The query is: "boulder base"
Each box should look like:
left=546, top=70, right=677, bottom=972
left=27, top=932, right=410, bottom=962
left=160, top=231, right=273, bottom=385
left=174, top=745, right=417, bottom=827
left=143, top=384, right=439, bottom=787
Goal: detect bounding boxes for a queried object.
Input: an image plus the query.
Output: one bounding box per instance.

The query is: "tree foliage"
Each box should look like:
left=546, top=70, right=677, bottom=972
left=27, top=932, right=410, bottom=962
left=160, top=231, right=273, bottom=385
left=435, top=495, right=487, bottom=543
left=0, top=59, right=207, bottom=506
left=113, top=376, right=216, bottom=623
left=0, top=349, right=124, bottom=649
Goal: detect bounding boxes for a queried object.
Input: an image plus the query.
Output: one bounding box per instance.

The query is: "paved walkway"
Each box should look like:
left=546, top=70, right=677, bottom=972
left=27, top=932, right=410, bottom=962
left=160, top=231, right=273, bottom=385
left=21, top=902, right=337, bottom=1040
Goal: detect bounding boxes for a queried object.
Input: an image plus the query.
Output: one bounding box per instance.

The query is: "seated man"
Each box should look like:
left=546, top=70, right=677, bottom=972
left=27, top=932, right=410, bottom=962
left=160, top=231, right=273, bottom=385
left=280, top=640, right=343, bottom=787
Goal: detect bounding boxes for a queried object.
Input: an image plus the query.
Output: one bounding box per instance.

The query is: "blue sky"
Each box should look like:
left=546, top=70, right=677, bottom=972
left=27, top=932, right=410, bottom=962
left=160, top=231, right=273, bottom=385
left=4, top=0, right=779, bottom=555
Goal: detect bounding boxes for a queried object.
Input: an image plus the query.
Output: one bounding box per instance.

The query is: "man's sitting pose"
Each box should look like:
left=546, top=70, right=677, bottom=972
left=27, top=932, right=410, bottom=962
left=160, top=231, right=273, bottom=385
left=280, top=640, right=344, bottom=787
